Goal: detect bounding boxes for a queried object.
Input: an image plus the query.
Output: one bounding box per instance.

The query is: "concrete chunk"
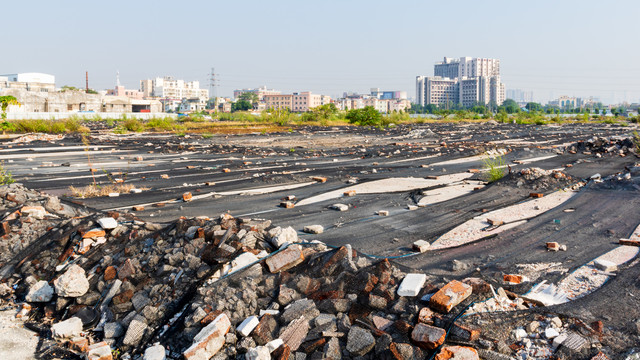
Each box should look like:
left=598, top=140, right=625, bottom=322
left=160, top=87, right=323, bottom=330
left=435, top=346, right=480, bottom=360
left=412, top=240, right=430, bottom=253
left=397, top=273, right=427, bottom=297
left=54, top=264, right=90, bottom=297
left=85, top=341, right=113, bottom=360
left=97, top=217, right=118, bottom=230
left=51, top=317, right=83, bottom=339
left=25, top=280, right=54, bottom=302
left=237, top=316, right=260, bottom=337
left=143, top=344, right=166, bottom=360
left=594, top=259, right=617, bottom=272
left=303, top=225, right=324, bottom=234
left=183, top=314, right=231, bottom=360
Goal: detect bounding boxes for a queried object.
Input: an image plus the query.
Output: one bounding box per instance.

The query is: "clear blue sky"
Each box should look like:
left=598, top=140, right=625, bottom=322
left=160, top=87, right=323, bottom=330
left=2, top=0, right=639, bottom=104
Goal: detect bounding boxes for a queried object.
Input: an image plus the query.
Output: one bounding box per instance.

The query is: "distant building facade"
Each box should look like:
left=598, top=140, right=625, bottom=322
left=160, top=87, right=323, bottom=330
left=140, top=76, right=209, bottom=112
left=0, top=73, right=56, bottom=93
left=233, top=86, right=280, bottom=101
left=335, top=88, right=410, bottom=113
left=264, top=92, right=331, bottom=112
left=416, top=57, right=505, bottom=108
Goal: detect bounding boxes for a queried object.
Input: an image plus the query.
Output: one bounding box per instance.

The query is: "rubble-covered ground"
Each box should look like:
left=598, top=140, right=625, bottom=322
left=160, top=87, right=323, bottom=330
left=1, top=122, right=640, bottom=360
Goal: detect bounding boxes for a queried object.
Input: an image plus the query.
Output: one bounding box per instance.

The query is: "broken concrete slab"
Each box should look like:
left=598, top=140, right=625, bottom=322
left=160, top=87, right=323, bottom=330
left=397, top=273, right=427, bottom=297
left=51, top=317, right=83, bottom=339
left=54, top=264, right=90, bottom=297
left=183, top=313, right=231, bottom=360
left=25, top=280, right=54, bottom=302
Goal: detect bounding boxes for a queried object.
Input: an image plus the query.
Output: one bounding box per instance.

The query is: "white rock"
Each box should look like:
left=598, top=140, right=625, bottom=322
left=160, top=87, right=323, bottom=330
left=552, top=333, right=568, bottom=349
left=144, top=344, right=166, bottom=360
left=51, top=317, right=83, bottom=338
left=108, top=192, right=120, bottom=197
left=97, top=217, right=118, bottom=230
left=377, top=210, right=389, bottom=216
left=269, top=226, right=299, bottom=248
left=413, top=240, right=430, bottom=253
left=303, top=225, right=324, bottom=234
left=54, top=264, right=89, bottom=297
left=259, top=309, right=280, bottom=316
left=236, top=316, right=260, bottom=337
left=397, top=273, right=427, bottom=297
left=130, top=188, right=143, bottom=194
left=228, top=252, right=260, bottom=276
left=545, top=327, right=560, bottom=339
left=550, top=316, right=563, bottom=328
left=594, top=259, right=617, bottom=272
left=331, top=204, right=349, bottom=211
left=266, top=338, right=284, bottom=352
left=512, top=328, right=527, bottom=341
left=407, top=205, right=418, bottom=211
left=25, top=280, right=54, bottom=302
left=246, top=346, right=271, bottom=360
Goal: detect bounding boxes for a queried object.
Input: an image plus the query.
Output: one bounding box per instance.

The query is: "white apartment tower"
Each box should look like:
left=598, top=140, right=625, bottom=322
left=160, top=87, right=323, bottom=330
left=417, top=57, right=505, bottom=108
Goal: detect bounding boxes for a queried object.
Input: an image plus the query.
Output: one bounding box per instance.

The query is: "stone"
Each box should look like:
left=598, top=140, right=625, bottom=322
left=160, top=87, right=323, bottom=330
left=343, top=190, right=356, bottom=197
left=51, top=317, right=83, bottom=338
left=252, top=314, right=278, bottom=345
left=265, top=244, right=304, bottom=273
left=269, top=226, right=299, bottom=248
left=550, top=316, right=563, bottom=328
left=346, top=326, right=375, bottom=356
left=266, top=338, right=284, bottom=352
left=512, top=328, right=527, bottom=341
left=25, top=280, right=54, bottom=302
left=331, top=204, right=349, bottom=211
left=429, top=280, right=472, bottom=313
left=144, top=344, right=166, bottom=360
left=123, top=318, right=148, bottom=346
left=132, top=292, right=150, bottom=312
left=54, top=265, right=90, bottom=297
left=594, top=259, right=617, bottom=272
left=462, top=278, right=490, bottom=294
left=246, top=346, right=271, bottom=360
left=281, top=299, right=319, bottom=324
left=526, top=321, right=540, bottom=333
left=68, top=336, right=89, bottom=353
left=237, top=316, right=260, bottom=337
left=377, top=210, right=389, bottom=216
left=104, top=322, right=124, bottom=338
left=118, top=258, right=136, bottom=280
left=21, top=206, right=46, bottom=219
left=412, top=240, right=430, bottom=253
left=546, top=242, right=560, bottom=251
left=183, top=314, right=231, bottom=360
left=418, top=307, right=435, bottom=324
left=323, top=337, right=341, bottom=360
left=411, top=323, right=446, bottom=350
left=303, top=225, right=324, bottom=234
left=545, top=327, right=560, bottom=339
left=435, top=346, right=480, bottom=360
left=97, top=217, right=118, bottom=230
left=391, top=343, right=426, bottom=360
left=279, top=316, right=310, bottom=351
left=397, top=273, right=427, bottom=297
left=183, top=192, right=193, bottom=202
left=86, top=342, right=113, bottom=360
left=103, top=266, right=117, bottom=281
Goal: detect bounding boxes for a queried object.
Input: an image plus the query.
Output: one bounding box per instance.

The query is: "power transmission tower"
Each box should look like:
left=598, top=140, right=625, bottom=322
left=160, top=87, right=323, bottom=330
left=208, top=67, right=219, bottom=99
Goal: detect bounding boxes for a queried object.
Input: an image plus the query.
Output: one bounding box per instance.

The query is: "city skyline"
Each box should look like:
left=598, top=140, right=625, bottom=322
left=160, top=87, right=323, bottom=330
left=2, top=0, right=639, bottom=104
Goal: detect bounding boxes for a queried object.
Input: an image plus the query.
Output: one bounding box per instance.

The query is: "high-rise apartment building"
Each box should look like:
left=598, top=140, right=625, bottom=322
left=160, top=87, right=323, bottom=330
left=416, top=57, right=505, bottom=108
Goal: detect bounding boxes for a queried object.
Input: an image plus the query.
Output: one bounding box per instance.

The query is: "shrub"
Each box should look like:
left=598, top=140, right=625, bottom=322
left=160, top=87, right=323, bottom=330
left=482, top=155, right=506, bottom=183
left=122, top=118, right=144, bottom=132
left=346, top=106, right=382, bottom=126
left=0, top=161, right=14, bottom=185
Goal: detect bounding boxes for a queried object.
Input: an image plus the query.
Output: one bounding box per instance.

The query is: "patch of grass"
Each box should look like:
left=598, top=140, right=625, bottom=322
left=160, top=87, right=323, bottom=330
left=121, top=118, right=144, bottom=132
left=202, top=133, right=213, bottom=139
left=0, top=161, right=15, bottom=185
left=633, top=131, right=640, bottom=154
left=482, top=154, right=506, bottom=183
left=69, top=183, right=149, bottom=198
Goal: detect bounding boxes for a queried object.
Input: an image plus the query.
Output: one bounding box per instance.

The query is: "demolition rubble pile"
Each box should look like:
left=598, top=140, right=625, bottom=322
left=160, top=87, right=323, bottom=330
left=564, top=136, right=636, bottom=157
left=0, top=182, right=622, bottom=360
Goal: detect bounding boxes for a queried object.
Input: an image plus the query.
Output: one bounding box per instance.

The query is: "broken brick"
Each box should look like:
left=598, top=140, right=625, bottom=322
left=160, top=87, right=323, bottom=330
left=252, top=314, right=278, bottom=345
left=411, top=323, right=445, bottom=350
left=117, top=259, right=136, bottom=280
left=435, top=346, right=479, bottom=360
left=83, top=228, right=106, bottom=239
left=183, top=192, right=193, bottom=202
left=183, top=313, right=231, bottom=360
left=132, top=206, right=145, bottom=211
left=418, top=307, right=434, bottom=325
left=103, top=266, right=117, bottom=281
left=343, top=190, right=356, bottom=197
left=311, top=176, right=327, bottom=183
left=503, top=274, right=523, bottom=284
left=265, top=244, right=304, bottom=273
left=462, top=277, right=490, bottom=294
left=619, top=239, right=640, bottom=246
left=547, top=242, right=560, bottom=251
left=529, top=192, right=543, bottom=198
left=430, top=280, right=472, bottom=313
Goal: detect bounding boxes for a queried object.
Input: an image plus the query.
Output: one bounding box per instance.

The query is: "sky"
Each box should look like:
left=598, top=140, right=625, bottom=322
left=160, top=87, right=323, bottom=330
left=2, top=0, right=640, bottom=104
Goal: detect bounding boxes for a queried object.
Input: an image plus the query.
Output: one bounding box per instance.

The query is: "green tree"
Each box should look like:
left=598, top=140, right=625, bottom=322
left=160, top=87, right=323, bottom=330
left=346, top=106, right=382, bottom=126
left=0, top=95, right=19, bottom=121
left=525, top=102, right=543, bottom=112
left=238, top=92, right=259, bottom=106
left=231, top=100, right=252, bottom=112
left=500, top=99, right=521, bottom=114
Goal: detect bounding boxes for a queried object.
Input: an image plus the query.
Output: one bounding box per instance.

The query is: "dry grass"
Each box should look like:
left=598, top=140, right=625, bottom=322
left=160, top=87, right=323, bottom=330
left=69, top=183, right=149, bottom=198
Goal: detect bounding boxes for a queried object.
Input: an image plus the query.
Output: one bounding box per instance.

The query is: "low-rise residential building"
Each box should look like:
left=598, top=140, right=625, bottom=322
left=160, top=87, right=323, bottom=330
left=264, top=94, right=293, bottom=110
left=179, top=97, right=207, bottom=112
left=0, top=73, right=56, bottom=93
left=106, top=85, right=144, bottom=99
left=140, top=76, right=209, bottom=112
left=233, top=86, right=280, bottom=101
left=264, top=92, right=331, bottom=112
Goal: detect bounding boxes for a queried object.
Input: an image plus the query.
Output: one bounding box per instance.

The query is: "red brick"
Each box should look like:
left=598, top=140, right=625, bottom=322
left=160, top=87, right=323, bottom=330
left=503, top=274, right=523, bottom=284
left=619, top=239, right=640, bottom=246
left=343, top=190, right=356, bottom=197
left=265, top=244, right=305, bottom=273
left=435, top=346, right=479, bottom=360
left=103, top=266, right=117, bottom=281
left=429, top=280, right=472, bottom=313
left=462, top=277, right=490, bottom=294
left=183, top=192, right=193, bottom=202
left=117, top=259, right=136, bottom=280
left=529, top=192, right=543, bottom=198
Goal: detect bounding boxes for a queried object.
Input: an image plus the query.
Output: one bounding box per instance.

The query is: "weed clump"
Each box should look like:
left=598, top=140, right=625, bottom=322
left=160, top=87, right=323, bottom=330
left=482, top=154, right=506, bottom=183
